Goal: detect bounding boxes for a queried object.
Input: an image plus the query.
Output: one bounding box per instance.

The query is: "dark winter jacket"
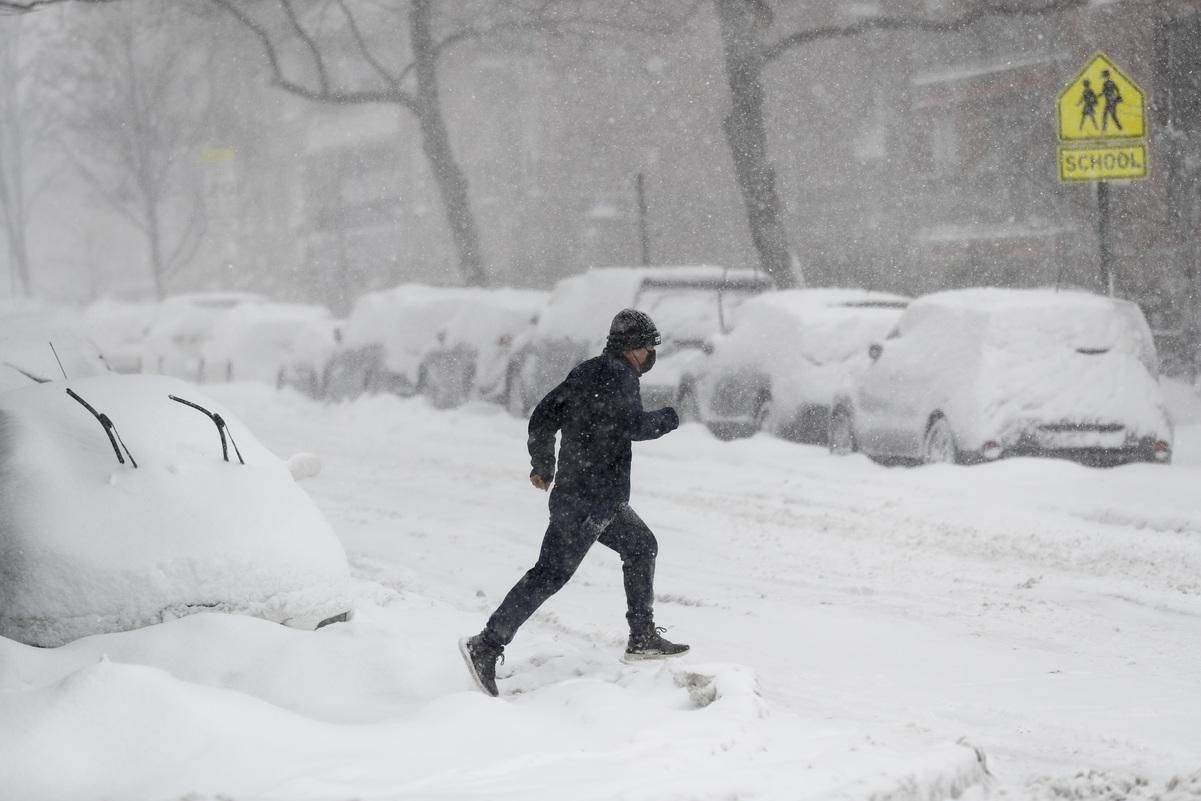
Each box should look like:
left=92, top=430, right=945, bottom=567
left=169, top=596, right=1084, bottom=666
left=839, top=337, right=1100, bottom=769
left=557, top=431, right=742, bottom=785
left=528, top=351, right=679, bottom=506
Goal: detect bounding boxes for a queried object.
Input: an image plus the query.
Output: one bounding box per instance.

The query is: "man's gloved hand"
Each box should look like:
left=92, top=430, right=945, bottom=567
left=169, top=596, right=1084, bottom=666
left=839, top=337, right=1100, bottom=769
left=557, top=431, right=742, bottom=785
left=663, top=407, right=680, bottom=432
left=530, top=471, right=552, bottom=491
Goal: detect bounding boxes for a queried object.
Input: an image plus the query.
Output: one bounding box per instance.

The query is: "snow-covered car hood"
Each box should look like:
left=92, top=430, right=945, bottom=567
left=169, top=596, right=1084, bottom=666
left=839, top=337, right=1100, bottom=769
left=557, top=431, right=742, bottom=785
left=0, top=374, right=352, bottom=646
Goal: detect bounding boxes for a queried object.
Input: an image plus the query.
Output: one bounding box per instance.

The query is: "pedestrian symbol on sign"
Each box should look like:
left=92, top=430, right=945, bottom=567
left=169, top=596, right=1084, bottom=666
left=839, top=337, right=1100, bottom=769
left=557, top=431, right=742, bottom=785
left=1100, top=70, right=1123, bottom=132
left=1077, top=79, right=1098, bottom=132
left=1057, top=52, right=1144, bottom=142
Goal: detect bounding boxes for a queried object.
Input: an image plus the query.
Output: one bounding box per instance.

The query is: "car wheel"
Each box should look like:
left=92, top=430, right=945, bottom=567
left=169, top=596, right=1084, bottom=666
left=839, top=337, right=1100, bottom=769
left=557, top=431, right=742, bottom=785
left=828, top=406, right=856, bottom=456
left=677, top=383, right=700, bottom=423
left=706, top=422, right=751, bottom=441
left=751, top=393, right=772, bottom=432
left=922, top=416, right=959, bottom=465
left=505, top=372, right=526, bottom=418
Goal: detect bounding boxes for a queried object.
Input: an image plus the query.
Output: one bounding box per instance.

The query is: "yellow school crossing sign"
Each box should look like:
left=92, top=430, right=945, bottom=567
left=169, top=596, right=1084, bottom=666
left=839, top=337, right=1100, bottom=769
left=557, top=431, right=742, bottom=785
left=1057, top=52, right=1147, bottom=182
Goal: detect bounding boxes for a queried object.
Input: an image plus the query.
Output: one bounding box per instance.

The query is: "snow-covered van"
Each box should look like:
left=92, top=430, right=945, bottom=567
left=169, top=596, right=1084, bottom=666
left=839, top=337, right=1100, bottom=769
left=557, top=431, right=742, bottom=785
left=504, top=265, right=773, bottom=415
left=829, top=288, right=1173, bottom=466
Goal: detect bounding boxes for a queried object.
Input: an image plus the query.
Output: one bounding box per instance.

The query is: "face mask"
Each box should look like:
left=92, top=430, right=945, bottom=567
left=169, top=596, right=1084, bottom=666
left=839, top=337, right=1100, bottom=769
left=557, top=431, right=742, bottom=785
left=639, top=348, right=656, bottom=375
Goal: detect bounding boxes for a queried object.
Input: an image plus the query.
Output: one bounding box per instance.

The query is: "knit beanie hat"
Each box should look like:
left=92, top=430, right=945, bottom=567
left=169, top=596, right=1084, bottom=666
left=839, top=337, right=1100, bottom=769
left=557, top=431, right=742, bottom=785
left=604, top=308, right=661, bottom=353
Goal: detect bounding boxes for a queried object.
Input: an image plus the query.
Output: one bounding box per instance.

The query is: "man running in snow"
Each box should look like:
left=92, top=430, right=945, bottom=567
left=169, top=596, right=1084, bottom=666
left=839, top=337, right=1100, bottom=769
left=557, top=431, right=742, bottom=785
left=460, top=308, right=688, bottom=697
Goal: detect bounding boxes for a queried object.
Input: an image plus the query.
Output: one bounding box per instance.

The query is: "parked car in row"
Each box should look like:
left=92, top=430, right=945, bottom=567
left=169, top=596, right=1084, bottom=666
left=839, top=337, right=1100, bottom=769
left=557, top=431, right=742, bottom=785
left=420, top=288, right=546, bottom=409
left=323, top=284, right=463, bottom=401
left=200, top=302, right=341, bottom=397
left=140, top=292, right=267, bottom=381
left=828, top=288, right=1173, bottom=466
left=677, top=288, right=910, bottom=442
left=82, top=297, right=159, bottom=374
left=504, top=265, right=773, bottom=415
left=322, top=283, right=545, bottom=408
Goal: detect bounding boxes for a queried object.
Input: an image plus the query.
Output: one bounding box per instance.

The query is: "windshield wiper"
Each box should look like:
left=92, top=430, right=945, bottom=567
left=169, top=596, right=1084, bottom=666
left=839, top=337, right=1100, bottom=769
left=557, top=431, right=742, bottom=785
left=66, top=388, right=138, bottom=468
left=168, top=394, right=245, bottom=464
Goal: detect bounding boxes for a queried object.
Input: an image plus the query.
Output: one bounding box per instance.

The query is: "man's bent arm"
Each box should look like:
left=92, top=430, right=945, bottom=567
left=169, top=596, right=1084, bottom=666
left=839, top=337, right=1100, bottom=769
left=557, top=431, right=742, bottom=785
left=528, top=380, right=567, bottom=480
left=627, top=406, right=679, bottom=441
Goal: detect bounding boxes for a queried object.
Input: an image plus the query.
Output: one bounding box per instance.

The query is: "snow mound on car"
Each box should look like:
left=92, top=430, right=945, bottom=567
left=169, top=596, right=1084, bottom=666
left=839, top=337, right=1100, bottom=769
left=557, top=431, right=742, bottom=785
left=0, top=374, right=351, bottom=646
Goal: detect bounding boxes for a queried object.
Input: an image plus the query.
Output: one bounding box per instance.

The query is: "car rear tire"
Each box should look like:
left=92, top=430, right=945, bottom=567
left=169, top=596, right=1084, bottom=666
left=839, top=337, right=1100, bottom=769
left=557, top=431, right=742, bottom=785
left=505, top=371, right=526, bottom=418
left=677, top=384, right=700, bottom=423
left=751, top=393, right=772, bottom=433
left=922, top=416, right=959, bottom=465
left=828, top=406, right=856, bottom=456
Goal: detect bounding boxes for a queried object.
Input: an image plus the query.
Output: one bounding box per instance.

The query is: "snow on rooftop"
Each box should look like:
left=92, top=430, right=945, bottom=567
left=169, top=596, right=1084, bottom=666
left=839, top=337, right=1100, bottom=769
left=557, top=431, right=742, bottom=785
left=911, top=51, right=1069, bottom=87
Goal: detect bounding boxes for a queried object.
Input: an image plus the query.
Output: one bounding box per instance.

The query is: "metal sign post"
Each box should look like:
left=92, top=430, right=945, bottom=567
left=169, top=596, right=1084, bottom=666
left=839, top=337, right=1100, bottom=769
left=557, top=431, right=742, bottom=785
left=1056, top=51, right=1148, bottom=296
left=1097, top=181, right=1113, bottom=297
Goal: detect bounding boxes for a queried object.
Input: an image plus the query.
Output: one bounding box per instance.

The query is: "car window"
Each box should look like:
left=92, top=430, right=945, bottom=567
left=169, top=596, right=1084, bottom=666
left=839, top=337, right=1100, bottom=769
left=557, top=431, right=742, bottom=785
left=635, top=283, right=766, bottom=348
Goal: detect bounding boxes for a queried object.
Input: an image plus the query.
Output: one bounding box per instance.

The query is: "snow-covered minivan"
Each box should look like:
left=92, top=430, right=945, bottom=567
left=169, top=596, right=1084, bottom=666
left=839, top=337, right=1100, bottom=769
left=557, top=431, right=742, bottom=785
left=828, top=288, right=1173, bottom=466
left=503, top=266, right=773, bottom=415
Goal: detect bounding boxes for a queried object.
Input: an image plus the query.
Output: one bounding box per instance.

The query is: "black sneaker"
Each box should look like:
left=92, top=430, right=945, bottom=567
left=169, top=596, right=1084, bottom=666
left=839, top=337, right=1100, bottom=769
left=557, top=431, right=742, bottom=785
left=625, top=626, right=690, bottom=661
left=459, top=635, right=503, bottom=697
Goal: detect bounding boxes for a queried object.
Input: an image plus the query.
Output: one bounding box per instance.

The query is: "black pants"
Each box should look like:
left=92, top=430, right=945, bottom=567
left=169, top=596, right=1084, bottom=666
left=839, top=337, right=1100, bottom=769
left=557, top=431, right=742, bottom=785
left=483, top=492, right=658, bottom=648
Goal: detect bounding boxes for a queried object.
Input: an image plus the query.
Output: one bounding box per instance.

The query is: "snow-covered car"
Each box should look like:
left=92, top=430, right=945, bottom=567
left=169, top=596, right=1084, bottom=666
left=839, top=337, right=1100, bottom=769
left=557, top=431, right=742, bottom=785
left=200, top=302, right=341, bottom=396
left=322, top=284, right=467, bottom=402
left=80, top=297, right=159, bottom=374
left=828, top=288, right=1174, bottom=466
left=0, top=373, right=353, bottom=647
left=140, top=292, right=266, bottom=381
left=678, top=288, right=910, bottom=442
left=417, top=288, right=546, bottom=409
left=504, top=266, right=773, bottom=415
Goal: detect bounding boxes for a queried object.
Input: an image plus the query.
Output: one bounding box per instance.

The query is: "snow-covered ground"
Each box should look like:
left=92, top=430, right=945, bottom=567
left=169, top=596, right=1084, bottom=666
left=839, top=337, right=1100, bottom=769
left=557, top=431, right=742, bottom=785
left=3, top=378, right=1201, bottom=800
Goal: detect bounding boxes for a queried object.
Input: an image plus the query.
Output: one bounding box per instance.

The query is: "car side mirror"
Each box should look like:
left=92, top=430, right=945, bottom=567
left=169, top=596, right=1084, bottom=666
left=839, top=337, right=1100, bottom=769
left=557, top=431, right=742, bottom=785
left=868, top=342, right=883, bottom=361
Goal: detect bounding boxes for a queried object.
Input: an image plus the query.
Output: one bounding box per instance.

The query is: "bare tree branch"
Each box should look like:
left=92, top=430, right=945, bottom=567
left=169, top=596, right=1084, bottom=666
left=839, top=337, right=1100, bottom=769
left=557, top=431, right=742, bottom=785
left=280, top=0, right=331, bottom=95
left=164, top=190, right=207, bottom=278
left=761, top=0, right=1089, bottom=64
left=335, top=0, right=401, bottom=91
left=0, top=0, right=116, bottom=14
left=66, top=152, right=149, bottom=234
left=207, top=0, right=419, bottom=111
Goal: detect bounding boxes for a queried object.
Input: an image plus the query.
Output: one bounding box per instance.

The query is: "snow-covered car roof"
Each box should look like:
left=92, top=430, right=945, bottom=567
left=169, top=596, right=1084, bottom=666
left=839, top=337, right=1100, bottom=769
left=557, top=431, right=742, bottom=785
left=141, top=292, right=269, bottom=351
left=81, top=298, right=159, bottom=361
left=202, top=302, right=341, bottom=382
left=342, top=284, right=546, bottom=377
left=535, top=265, right=771, bottom=347
left=726, top=287, right=911, bottom=366
left=901, top=287, right=1158, bottom=372
left=0, top=374, right=352, bottom=647
left=341, top=284, right=463, bottom=348
left=437, top=288, right=547, bottom=350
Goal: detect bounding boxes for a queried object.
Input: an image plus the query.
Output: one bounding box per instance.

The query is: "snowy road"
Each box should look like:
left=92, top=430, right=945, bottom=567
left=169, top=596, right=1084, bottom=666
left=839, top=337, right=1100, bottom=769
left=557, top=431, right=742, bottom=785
left=4, top=382, right=1200, bottom=800
left=232, top=384, right=1201, bottom=799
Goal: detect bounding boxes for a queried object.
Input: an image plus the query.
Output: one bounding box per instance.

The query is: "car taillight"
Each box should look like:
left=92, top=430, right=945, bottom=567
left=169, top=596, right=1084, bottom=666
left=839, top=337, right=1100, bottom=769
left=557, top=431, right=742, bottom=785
left=981, top=440, right=1003, bottom=460
left=1153, top=441, right=1171, bottom=462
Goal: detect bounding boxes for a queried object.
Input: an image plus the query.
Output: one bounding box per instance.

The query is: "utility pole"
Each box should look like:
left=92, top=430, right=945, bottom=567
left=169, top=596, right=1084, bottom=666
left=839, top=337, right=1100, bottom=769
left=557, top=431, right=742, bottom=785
left=635, top=171, right=650, bottom=266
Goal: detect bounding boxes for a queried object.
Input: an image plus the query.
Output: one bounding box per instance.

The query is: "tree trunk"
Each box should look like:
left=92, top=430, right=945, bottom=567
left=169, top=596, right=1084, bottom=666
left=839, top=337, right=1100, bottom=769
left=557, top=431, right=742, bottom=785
left=410, top=0, right=486, bottom=287
left=0, top=175, right=32, bottom=295
left=145, top=192, right=166, bottom=300
left=0, top=108, right=32, bottom=296
left=6, top=220, right=31, bottom=296
left=714, top=0, right=797, bottom=289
